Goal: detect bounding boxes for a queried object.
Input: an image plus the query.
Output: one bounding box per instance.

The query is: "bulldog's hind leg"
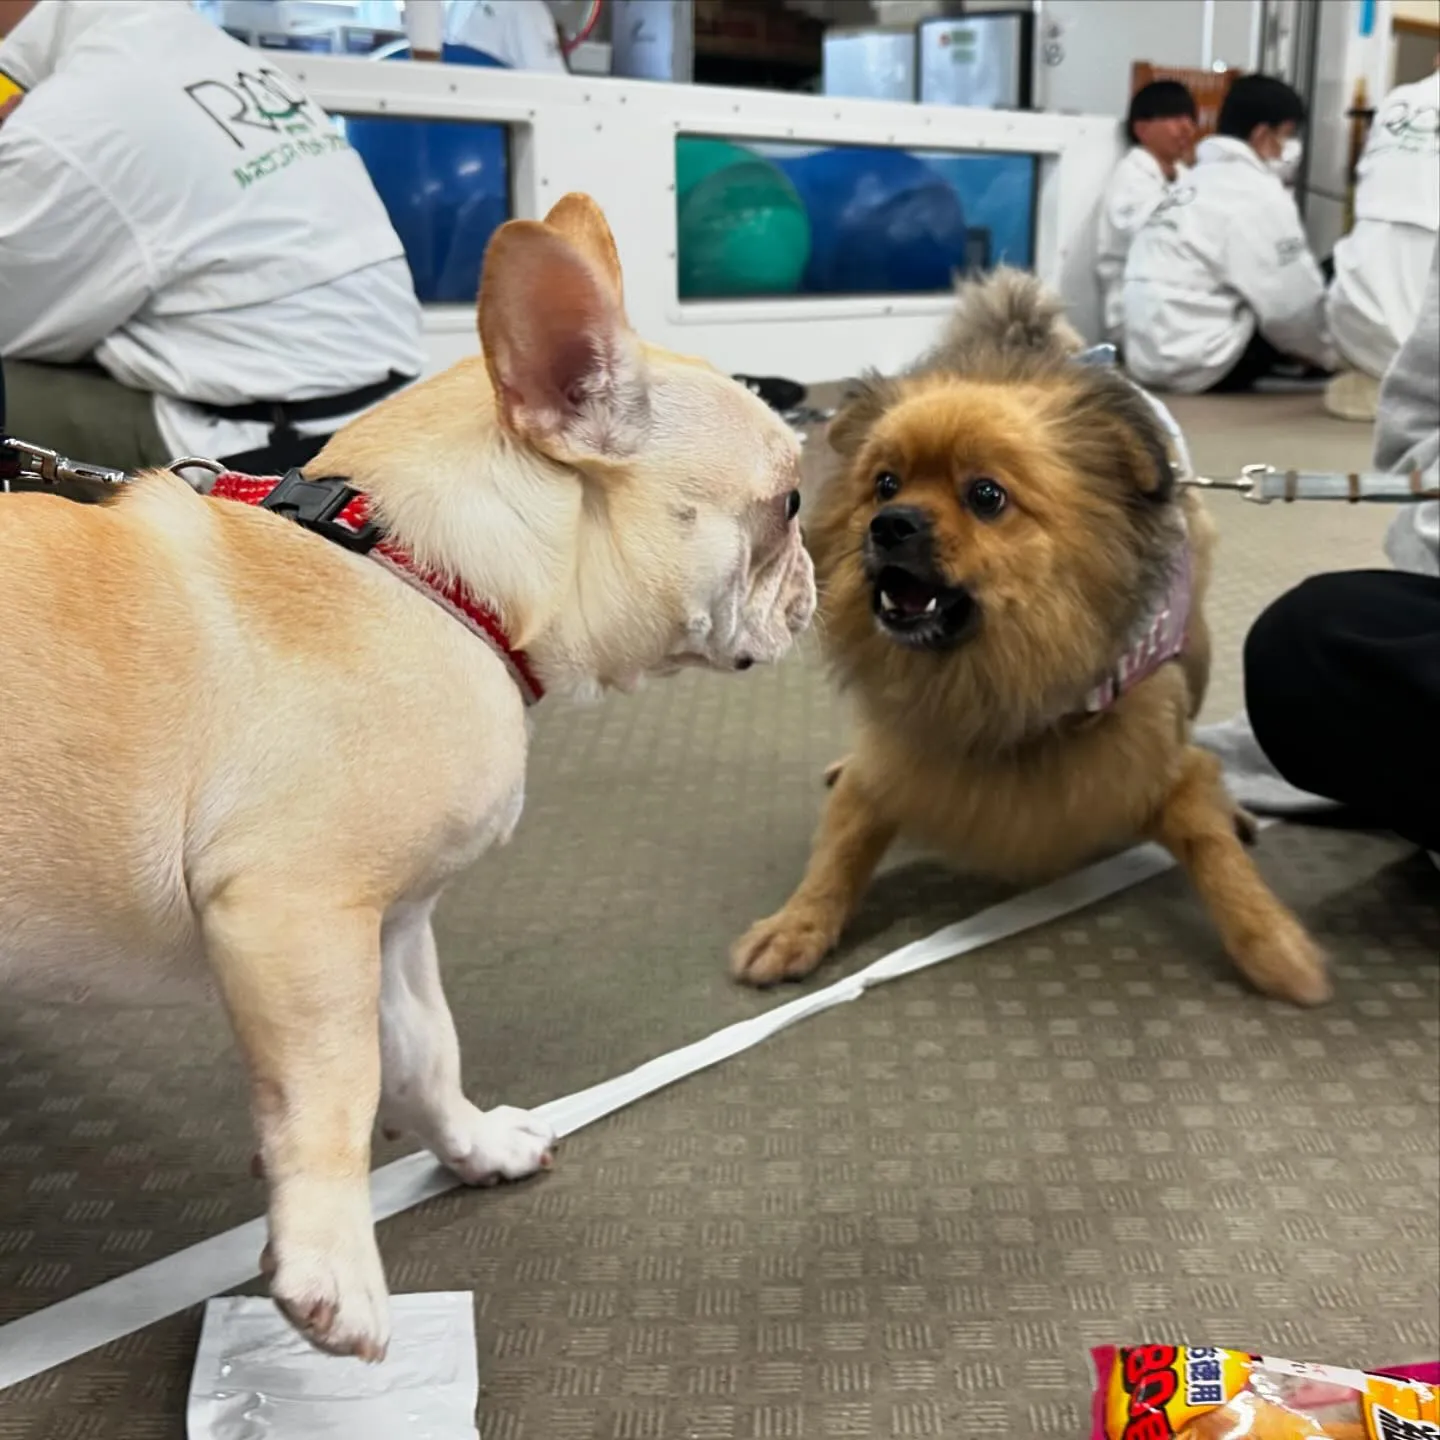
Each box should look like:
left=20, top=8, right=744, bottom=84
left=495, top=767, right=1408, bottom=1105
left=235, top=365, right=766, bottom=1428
left=377, top=900, right=555, bottom=1185
left=732, top=764, right=896, bottom=986
left=1150, top=746, right=1330, bottom=1006
left=202, top=886, right=390, bottom=1360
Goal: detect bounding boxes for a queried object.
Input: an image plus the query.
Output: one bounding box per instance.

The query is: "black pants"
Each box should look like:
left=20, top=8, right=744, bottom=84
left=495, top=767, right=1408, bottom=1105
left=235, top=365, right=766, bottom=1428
left=1245, top=569, right=1440, bottom=852
left=1209, top=330, right=1289, bottom=393
left=219, top=430, right=331, bottom=476
left=1, top=357, right=331, bottom=480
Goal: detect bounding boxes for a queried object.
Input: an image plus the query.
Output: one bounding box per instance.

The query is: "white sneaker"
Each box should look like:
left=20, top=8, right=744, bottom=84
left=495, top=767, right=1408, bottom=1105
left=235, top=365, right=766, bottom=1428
left=1323, top=369, right=1380, bottom=422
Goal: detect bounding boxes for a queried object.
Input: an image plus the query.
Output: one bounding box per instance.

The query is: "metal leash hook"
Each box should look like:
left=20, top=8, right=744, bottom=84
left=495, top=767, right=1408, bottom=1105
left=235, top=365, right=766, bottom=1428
left=0, top=436, right=225, bottom=493
left=1181, top=463, right=1276, bottom=502
left=0, top=436, right=129, bottom=492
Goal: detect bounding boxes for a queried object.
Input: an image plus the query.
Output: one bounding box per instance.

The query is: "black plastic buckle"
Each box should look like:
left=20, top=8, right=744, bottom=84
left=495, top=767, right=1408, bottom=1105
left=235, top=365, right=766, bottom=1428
left=258, top=469, right=380, bottom=553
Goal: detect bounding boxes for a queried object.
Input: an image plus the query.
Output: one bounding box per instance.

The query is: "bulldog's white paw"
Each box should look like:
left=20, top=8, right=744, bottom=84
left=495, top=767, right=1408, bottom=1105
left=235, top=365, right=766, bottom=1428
left=436, top=1103, right=556, bottom=1187
left=263, top=1224, right=391, bottom=1362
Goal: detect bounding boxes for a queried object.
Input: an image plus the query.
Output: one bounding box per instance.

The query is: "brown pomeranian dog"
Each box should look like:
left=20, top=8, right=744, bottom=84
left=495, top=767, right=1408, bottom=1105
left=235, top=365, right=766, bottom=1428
left=731, top=269, right=1329, bottom=1006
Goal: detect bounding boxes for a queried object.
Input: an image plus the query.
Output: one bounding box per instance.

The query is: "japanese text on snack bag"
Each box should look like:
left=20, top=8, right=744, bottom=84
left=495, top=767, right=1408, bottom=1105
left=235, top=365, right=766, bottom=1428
left=1372, top=1405, right=1440, bottom=1440
left=1184, top=1347, right=1225, bottom=1407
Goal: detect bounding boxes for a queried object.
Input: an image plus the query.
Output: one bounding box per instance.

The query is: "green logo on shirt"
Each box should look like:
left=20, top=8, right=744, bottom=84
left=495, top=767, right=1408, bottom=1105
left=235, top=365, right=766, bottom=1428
left=233, top=130, right=352, bottom=189
left=1372, top=97, right=1440, bottom=157
left=185, top=66, right=352, bottom=190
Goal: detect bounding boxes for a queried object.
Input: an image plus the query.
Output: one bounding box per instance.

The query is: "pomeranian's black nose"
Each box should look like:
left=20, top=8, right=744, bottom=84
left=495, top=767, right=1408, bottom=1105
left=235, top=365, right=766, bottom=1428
left=869, top=506, right=927, bottom=551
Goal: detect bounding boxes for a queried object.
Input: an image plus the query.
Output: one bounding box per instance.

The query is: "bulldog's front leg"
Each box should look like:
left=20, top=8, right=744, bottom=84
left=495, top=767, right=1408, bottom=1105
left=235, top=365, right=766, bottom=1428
left=202, top=885, right=391, bottom=1360
left=378, top=899, right=556, bottom=1185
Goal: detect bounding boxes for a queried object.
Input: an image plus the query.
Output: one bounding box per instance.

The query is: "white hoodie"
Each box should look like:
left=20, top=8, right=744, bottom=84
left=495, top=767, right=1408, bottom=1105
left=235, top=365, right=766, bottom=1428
left=1094, top=147, right=1186, bottom=345
left=1326, top=70, right=1440, bottom=379
left=1122, top=134, right=1335, bottom=393
left=1376, top=239, right=1440, bottom=577
left=0, top=0, right=423, bottom=459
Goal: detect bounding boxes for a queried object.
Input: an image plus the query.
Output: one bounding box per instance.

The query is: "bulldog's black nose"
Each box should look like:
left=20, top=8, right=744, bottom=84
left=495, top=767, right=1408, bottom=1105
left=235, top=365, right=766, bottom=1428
left=869, top=505, right=928, bottom=551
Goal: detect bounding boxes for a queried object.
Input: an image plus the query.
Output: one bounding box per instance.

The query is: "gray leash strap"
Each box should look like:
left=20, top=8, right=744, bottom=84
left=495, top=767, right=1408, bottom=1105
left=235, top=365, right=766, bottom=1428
left=1069, top=347, right=1438, bottom=507
left=1184, top=463, right=1439, bottom=505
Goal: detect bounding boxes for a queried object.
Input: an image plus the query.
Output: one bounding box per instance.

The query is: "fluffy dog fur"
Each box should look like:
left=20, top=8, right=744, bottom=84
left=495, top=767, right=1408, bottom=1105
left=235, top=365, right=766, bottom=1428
left=732, top=269, right=1329, bottom=1007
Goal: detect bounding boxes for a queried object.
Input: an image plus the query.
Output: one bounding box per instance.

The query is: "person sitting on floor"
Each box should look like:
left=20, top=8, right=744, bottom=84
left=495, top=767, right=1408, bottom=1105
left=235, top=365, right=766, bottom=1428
left=0, top=0, right=423, bottom=476
left=1095, top=79, right=1198, bottom=350
left=1122, top=74, right=1336, bottom=394
left=1244, top=238, right=1440, bottom=860
left=1323, top=57, right=1440, bottom=423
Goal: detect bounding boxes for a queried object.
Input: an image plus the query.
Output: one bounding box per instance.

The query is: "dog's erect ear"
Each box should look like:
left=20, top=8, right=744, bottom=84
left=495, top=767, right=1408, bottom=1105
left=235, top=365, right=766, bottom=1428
left=479, top=216, right=649, bottom=462
left=541, top=192, right=626, bottom=317
left=828, top=373, right=899, bottom=459
left=1068, top=370, right=1176, bottom=501
left=1115, top=419, right=1175, bottom=500
left=1111, top=384, right=1176, bottom=501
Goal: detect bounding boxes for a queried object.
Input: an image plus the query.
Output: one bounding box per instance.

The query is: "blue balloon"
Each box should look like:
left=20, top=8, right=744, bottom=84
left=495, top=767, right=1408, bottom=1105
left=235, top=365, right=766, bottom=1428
left=345, top=44, right=511, bottom=303
left=775, top=148, right=968, bottom=295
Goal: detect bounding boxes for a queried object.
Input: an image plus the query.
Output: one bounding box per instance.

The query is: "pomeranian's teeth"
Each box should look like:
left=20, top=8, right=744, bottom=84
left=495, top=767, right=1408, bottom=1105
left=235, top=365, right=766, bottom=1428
left=879, top=591, right=897, bottom=613
left=922, top=597, right=938, bottom=615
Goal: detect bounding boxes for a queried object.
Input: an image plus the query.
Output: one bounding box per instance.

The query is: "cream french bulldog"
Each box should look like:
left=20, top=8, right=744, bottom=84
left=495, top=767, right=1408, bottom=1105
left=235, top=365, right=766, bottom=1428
left=0, top=194, right=815, bottom=1360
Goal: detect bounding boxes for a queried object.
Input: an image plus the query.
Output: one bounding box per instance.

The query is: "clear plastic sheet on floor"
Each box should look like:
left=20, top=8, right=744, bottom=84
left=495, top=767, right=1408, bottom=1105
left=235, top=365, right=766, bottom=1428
left=187, top=1294, right=479, bottom=1440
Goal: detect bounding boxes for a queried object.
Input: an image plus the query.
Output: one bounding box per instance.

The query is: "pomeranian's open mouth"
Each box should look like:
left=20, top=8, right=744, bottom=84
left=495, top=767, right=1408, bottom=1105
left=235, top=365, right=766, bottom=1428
left=870, top=566, right=978, bottom=649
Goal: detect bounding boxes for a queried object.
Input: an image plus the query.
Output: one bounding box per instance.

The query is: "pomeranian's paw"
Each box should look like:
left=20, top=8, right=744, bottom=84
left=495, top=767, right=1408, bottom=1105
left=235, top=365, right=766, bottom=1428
left=731, top=907, right=835, bottom=987
left=1233, top=911, right=1331, bottom=1007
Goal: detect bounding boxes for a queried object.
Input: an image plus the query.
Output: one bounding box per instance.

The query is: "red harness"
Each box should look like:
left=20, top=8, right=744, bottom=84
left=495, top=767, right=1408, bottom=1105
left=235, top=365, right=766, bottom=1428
left=210, top=470, right=543, bottom=706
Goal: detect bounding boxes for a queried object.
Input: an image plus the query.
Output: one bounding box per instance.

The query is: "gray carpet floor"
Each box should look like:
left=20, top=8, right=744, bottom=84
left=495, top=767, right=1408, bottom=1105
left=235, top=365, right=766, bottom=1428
left=0, top=392, right=1435, bottom=1438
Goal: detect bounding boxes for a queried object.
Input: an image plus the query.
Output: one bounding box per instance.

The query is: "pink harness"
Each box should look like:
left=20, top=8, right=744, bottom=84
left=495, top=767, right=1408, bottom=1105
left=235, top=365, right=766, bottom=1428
left=1067, top=349, right=1197, bottom=714
left=1082, top=533, right=1193, bottom=714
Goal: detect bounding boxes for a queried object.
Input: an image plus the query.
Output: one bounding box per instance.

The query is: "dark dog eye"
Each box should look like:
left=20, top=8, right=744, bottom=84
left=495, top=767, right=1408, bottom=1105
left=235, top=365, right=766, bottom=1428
left=785, top=488, right=801, bottom=521
left=965, top=477, right=1007, bottom=519
left=874, top=471, right=901, bottom=501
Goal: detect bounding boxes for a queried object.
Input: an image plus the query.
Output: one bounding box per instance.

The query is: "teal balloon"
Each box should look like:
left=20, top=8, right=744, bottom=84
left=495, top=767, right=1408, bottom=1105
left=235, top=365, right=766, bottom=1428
left=676, top=139, right=810, bottom=300
left=675, top=137, right=755, bottom=199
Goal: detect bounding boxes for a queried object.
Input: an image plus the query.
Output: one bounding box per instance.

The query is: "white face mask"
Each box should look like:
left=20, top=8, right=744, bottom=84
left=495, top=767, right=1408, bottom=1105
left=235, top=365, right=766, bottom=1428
left=1266, top=136, right=1303, bottom=184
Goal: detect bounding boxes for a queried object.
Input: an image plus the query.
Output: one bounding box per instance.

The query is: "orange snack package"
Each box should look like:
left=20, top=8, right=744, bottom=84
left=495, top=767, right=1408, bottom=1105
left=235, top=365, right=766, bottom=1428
left=1090, top=1345, right=1439, bottom=1440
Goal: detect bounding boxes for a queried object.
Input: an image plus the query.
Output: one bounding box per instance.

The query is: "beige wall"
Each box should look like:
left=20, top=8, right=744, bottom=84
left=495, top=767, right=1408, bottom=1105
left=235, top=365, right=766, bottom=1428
left=1392, top=0, right=1440, bottom=23
left=1392, top=0, right=1440, bottom=86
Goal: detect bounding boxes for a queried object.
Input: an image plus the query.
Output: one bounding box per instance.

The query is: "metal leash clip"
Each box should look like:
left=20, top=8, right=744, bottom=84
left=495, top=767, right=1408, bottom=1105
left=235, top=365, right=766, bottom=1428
left=0, top=436, right=129, bottom=492
left=0, top=436, right=226, bottom=494
left=1184, top=463, right=1439, bottom=505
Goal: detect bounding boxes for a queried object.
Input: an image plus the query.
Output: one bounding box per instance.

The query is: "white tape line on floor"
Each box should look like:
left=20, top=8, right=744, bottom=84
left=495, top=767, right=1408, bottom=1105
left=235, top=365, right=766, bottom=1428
left=0, top=839, right=1177, bottom=1390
